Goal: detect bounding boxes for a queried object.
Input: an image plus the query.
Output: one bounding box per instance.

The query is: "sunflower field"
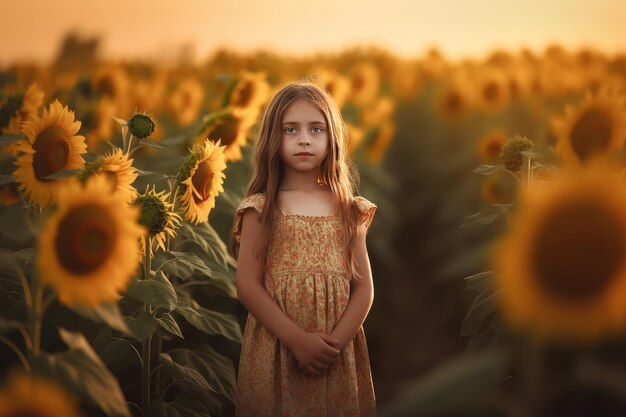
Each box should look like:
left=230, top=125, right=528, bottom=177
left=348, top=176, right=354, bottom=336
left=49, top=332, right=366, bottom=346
left=1, top=38, right=626, bottom=416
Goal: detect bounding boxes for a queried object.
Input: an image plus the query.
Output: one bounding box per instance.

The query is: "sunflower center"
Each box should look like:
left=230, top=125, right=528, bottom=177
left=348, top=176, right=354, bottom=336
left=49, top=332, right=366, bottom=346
left=443, top=91, right=463, bottom=115
left=191, top=161, right=214, bottom=203
left=570, top=108, right=613, bottom=162
left=208, top=115, right=239, bottom=146
left=353, top=75, right=365, bottom=92
left=55, top=204, right=116, bottom=275
left=32, top=126, right=71, bottom=181
left=6, top=406, right=48, bottom=417
left=530, top=198, right=625, bottom=302
left=96, top=76, right=116, bottom=99
left=233, top=81, right=254, bottom=108
left=486, top=140, right=503, bottom=160
left=483, top=82, right=500, bottom=103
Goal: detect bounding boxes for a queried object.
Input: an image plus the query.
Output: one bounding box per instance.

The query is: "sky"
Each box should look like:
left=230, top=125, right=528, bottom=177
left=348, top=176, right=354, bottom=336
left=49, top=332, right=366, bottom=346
left=3, top=0, right=626, bottom=64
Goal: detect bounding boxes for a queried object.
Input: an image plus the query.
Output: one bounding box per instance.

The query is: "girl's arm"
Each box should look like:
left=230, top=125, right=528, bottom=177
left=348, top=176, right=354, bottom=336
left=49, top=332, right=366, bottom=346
left=236, top=209, right=340, bottom=372
left=330, top=226, right=375, bottom=349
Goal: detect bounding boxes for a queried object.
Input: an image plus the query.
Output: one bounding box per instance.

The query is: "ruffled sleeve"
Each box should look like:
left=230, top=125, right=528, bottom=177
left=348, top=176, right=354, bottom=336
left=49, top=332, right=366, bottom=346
left=233, top=193, right=265, bottom=243
left=353, top=196, right=377, bottom=230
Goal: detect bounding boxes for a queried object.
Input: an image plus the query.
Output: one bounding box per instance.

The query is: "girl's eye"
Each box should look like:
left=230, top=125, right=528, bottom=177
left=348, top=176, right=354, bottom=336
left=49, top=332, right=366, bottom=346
left=312, top=127, right=323, bottom=133
left=285, top=127, right=296, bottom=134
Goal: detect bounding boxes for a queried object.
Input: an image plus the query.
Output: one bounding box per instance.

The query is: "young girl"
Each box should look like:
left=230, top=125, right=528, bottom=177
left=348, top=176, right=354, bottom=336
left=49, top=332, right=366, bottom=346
left=231, top=81, right=377, bottom=416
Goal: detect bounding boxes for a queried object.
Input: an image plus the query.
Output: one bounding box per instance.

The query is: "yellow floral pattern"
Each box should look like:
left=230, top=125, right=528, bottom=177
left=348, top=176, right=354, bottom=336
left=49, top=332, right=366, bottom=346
left=234, top=193, right=377, bottom=416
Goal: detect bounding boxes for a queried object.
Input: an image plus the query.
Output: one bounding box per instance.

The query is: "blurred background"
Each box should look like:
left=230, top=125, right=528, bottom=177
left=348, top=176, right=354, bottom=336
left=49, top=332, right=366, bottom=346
left=2, top=1, right=626, bottom=416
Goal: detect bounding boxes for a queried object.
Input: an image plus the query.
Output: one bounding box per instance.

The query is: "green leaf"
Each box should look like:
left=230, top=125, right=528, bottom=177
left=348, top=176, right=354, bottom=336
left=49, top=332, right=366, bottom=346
left=111, top=116, right=127, bottom=125
left=380, top=349, right=510, bottom=417
left=176, top=301, right=241, bottom=343
left=156, top=312, right=184, bottom=339
left=521, top=150, right=541, bottom=159
left=0, top=133, right=26, bottom=147
left=463, top=271, right=496, bottom=293
left=0, top=317, right=25, bottom=334
left=155, top=251, right=213, bottom=280
left=146, top=390, right=222, bottom=417
left=33, top=328, right=131, bottom=417
left=126, top=311, right=158, bottom=342
left=126, top=271, right=177, bottom=311
left=472, top=164, right=504, bottom=175
left=139, top=139, right=166, bottom=149
left=70, top=302, right=132, bottom=336
left=160, top=347, right=237, bottom=403
left=135, top=168, right=169, bottom=180
left=461, top=204, right=513, bottom=228
left=0, top=174, right=15, bottom=186
left=460, top=288, right=499, bottom=337
left=43, top=168, right=81, bottom=180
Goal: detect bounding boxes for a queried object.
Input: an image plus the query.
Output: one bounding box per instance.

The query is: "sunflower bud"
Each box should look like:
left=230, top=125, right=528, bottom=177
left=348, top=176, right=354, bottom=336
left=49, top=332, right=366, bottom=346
left=134, top=191, right=169, bottom=235
left=499, top=135, right=534, bottom=172
left=127, top=113, right=155, bottom=139
left=132, top=188, right=180, bottom=253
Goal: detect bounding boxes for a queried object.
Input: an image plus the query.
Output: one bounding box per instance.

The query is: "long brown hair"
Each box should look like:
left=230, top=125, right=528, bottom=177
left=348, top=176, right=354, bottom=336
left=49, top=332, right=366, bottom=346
left=231, top=81, right=363, bottom=278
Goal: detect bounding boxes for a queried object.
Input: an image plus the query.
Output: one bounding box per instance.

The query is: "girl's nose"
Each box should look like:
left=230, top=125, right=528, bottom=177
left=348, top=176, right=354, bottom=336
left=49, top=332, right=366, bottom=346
left=298, top=133, right=311, bottom=145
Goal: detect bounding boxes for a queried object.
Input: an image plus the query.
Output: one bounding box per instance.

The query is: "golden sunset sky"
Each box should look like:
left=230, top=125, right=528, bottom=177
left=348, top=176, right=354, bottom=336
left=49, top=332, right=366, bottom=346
left=3, top=0, right=625, bottom=64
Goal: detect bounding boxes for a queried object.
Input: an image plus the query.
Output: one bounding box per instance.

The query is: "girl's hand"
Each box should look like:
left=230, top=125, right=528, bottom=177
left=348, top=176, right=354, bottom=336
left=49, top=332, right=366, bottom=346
left=289, top=331, right=341, bottom=377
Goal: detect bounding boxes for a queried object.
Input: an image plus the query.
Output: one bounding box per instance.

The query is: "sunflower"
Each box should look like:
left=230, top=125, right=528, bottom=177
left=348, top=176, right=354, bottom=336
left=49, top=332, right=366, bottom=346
left=552, top=88, right=626, bottom=166
left=362, top=96, right=396, bottom=127
left=477, top=128, right=507, bottom=163
left=1, top=83, right=45, bottom=155
left=499, top=135, right=535, bottom=173
left=131, top=70, right=167, bottom=113
left=481, top=174, right=514, bottom=204
left=177, top=139, right=227, bottom=224
left=390, top=61, right=421, bottom=99
left=169, top=77, right=205, bottom=126
left=80, top=97, right=115, bottom=150
left=133, top=187, right=181, bottom=254
left=194, top=108, right=255, bottom=161
left=93, top=65, right=129, bottom=111
left=315, top=68, right=351, bottom=109
left=0, top=371, right=83, bottom=417
left=228, top=70, right=270, bottom=113
left=0, top=181, right=20, bottom=206
left=346, top=122, right=365, bottom=154
left=349, top=62, right=380, bottom=106
left=493, top=171, right=626, bottom=342
left=37, top=175, right=145, bottom=306
left=438, top=79, right=473, bottom=120
left=475, top=67, right=510, bottom=111
left=365, top=122, right=396, bottom=164
left=78, top=148, right=138, bottom=204
left=13, top=100, right=87, bottom=208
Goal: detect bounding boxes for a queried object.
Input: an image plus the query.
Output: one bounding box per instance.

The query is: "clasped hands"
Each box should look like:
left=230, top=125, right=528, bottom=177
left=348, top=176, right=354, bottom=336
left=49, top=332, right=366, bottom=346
left=289, top=331, right=342, bottom=378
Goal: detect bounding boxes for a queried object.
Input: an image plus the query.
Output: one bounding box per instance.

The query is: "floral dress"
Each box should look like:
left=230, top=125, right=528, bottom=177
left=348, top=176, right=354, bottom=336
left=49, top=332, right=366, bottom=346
left=233, top=193, right=377, bottom=417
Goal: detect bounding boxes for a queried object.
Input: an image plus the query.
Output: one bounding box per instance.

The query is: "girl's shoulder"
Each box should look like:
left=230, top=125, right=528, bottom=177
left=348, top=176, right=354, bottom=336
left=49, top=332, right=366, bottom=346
left=352, top=195, right=377, bottom=229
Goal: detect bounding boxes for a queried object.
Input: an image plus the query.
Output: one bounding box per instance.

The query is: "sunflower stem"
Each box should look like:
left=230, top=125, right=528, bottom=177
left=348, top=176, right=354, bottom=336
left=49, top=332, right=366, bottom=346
left=522, top=337, right=544, bottom=417
left=12, top=259, right=32, bottom=310
left=122, top=125, right=128, bottom=154
left=127, top=134, right=134, bottom=155
left=141, top=235, right=153, bottom=412
left=32, top=284, right=44, bottom=357
left=0, top=335, right=30, bottom=372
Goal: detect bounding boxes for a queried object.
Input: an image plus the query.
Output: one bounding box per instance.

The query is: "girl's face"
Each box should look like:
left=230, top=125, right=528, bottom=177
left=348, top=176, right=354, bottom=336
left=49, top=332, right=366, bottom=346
left=279, top=99, right=329, bottom=174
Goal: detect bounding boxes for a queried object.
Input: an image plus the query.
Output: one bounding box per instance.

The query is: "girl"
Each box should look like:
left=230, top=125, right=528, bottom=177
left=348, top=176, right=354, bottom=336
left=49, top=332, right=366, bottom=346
left=231, top=81, right=376, bottom=416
